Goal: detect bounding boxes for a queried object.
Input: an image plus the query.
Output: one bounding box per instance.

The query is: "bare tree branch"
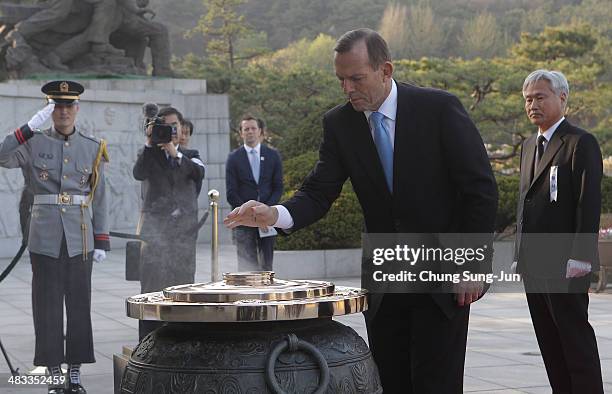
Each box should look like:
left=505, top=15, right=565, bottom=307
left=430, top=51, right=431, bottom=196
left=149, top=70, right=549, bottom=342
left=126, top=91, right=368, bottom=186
left=470, top=79, right=496, bottom=110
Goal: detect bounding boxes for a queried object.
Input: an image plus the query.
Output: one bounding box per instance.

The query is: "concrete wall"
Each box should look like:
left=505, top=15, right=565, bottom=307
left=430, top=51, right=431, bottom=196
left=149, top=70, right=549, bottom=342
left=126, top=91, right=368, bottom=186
left=0, top=79, right=231, bottom=258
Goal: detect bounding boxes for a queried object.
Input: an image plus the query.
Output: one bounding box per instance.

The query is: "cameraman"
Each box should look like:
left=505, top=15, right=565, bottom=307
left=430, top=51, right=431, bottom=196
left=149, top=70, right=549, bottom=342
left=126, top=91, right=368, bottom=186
left=132, top=106, right=205, bottom=340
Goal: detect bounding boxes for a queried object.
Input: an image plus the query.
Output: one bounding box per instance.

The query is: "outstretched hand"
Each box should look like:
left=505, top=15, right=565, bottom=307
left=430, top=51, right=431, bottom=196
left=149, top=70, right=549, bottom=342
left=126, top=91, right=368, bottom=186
left=224, top=200, right=278, bottom=229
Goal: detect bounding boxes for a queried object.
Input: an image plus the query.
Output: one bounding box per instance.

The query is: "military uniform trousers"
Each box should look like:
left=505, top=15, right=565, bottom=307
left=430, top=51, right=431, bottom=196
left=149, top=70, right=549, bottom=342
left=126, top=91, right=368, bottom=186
left=30, top=237, right=94, bottom=366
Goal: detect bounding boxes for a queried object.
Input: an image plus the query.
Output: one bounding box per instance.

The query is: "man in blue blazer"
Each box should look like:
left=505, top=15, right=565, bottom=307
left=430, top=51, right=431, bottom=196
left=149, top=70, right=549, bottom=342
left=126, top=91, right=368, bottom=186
left=226, top=116, right=283, bottom=271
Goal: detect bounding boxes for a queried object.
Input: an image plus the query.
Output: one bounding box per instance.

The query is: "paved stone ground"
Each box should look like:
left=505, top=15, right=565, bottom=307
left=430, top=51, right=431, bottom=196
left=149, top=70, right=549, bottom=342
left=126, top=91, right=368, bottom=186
left=1, top=245, right=611, bottom=393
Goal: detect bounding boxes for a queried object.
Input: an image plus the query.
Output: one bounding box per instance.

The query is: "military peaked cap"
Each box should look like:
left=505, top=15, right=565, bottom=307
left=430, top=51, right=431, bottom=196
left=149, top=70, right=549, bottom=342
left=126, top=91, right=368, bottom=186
left=41, top=80, right=84, bottom=104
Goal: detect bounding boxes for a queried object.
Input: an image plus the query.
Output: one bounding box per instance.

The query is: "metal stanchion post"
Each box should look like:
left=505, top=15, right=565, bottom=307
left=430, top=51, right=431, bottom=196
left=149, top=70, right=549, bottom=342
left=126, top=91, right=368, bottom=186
left=208, top=189, right=220, bottom=281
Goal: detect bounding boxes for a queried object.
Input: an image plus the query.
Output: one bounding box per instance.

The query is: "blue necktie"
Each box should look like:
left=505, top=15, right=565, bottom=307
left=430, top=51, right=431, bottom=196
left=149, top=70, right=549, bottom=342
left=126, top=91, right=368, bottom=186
left=249, top=148, right=260, bottom=184
left=370, top=111, right=393, bottom=192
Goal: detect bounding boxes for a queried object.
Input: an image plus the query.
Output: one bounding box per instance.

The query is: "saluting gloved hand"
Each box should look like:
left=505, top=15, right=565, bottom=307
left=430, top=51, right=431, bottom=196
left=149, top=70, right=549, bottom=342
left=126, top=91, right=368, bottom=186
left=17, top=103, right=55, bottom=142
left=93, top=249, right=107, bottom=263
left=28, top=103, right=55, bottom=130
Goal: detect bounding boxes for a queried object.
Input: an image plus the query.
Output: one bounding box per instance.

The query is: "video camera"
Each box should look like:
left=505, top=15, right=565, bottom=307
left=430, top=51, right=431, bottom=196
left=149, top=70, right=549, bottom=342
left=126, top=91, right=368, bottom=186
left=142, top=103, right=177, bottom=145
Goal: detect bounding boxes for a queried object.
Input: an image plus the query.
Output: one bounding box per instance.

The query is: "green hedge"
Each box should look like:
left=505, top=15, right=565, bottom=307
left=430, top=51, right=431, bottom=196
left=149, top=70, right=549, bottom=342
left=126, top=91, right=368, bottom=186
left=495, top=175, right=520, bottom=235
left=275, top=151, right=362, bottom=250
left=276, top=151, right=612, bottom=249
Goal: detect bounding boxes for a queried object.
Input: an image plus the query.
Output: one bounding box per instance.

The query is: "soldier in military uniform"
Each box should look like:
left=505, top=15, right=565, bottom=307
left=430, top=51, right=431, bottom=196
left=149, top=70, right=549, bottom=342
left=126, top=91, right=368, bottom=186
left=0, top=81, right=110, bottom=394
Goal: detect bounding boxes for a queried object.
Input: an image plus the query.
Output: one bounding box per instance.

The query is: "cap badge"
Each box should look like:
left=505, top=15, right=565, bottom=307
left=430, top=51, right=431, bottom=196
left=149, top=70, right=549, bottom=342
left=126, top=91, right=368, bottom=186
left=60, top=81, right=69, bottom=93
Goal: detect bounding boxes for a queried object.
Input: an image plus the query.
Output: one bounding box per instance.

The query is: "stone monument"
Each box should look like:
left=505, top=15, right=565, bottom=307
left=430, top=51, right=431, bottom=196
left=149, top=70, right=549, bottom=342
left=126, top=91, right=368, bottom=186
left=0, top=0, right=172, bottom=78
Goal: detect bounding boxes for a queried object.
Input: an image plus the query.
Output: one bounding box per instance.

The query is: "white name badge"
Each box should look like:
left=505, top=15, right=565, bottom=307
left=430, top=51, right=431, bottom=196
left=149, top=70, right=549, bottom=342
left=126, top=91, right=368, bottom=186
left=550, top=166, right=558, bottom=202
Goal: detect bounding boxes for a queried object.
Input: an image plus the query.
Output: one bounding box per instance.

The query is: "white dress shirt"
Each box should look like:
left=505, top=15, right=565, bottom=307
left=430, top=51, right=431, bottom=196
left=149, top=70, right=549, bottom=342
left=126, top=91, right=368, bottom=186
left=537, top=116, right=565, bottom=152
left=245, top=142, right=261, bottom=180
left=364, top=79, right=398, bottom=148
left=273, top=81, right=398, bottom=229
left=244, top=143, right=261, bottom=161
left=169, top=144, right=182, bottom=162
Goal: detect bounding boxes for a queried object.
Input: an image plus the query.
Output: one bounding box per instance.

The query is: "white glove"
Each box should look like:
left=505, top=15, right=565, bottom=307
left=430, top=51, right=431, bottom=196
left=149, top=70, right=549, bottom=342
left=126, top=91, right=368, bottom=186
left=27, top=103, right=55, bottom=130
left=93, top=249, right=106, bottom=263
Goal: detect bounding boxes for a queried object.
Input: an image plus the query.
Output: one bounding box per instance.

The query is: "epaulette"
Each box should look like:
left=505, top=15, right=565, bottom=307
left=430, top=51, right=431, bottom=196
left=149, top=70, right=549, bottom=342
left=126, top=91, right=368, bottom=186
left=78, top=130, right=101, bottom=144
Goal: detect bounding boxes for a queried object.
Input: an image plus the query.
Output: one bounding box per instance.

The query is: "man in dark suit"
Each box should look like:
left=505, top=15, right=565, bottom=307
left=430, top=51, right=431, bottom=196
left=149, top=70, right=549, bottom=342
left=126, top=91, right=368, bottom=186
left=515, top=69, right=604, bottom=393
left=226, top=116, right=283, bottom=271
left=133, top=106, right=205, bottom=340
left=224, top=29, right=497, bottom=393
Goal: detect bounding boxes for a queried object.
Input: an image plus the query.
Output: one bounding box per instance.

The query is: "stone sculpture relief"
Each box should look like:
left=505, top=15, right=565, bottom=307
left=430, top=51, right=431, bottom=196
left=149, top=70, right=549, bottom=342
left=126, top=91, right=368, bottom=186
left=0, top=0, right=172, bottom=78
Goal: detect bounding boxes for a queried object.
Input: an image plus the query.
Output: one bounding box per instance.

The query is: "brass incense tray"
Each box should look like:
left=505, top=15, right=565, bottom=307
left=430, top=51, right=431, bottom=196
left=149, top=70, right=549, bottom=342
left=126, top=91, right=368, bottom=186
left=126, top=271, right=368, bottom=322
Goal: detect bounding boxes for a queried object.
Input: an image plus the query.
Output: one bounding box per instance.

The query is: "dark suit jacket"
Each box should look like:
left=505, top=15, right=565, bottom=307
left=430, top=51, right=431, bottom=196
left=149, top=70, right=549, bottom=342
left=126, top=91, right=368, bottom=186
left=282, top=82, right=498, bottom=317
left=515, top=119, right=602, bottom=278
left=133, top=145, right=205, bottom=237
left=226, top=144, right=283, bottom=209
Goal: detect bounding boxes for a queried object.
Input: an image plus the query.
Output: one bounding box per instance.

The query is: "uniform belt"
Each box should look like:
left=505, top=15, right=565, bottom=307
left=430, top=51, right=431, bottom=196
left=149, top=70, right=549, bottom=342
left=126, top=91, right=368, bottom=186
left=32, top=194, right=89, bottom=205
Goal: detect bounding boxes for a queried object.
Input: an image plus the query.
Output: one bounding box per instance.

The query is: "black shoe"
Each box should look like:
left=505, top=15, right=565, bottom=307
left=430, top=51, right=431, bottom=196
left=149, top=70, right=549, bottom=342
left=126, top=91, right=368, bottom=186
left=67, top=383, right=87, bottom=394
left=48, top=388, right=65, bottom=394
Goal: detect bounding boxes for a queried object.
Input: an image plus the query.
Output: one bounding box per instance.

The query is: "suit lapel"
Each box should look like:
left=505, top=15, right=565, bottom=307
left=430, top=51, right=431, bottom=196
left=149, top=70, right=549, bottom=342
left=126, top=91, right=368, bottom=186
left=158, top=147, right=175, bottom=185
left=239, top=146, right=257, bottom=184
left=393, top=83, right=417, bottom=195
left=258, top=145, right=266, bottom=184
left=521, top=135, right=536, bottom=194
left=530, top=120, right=568, bottom=188
left=154, top=147, right=166, bottom=168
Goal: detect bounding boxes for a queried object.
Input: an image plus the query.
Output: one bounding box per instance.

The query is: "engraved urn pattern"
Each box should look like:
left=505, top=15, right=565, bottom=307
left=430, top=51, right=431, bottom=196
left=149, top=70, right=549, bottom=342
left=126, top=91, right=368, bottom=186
left=121, top=319, right=381, bottom=393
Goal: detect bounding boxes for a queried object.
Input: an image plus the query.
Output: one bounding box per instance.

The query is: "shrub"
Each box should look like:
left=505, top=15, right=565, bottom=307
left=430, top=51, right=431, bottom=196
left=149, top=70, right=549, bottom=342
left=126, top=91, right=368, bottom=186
left=276, top=151, right=363, bottom=250
left=495, top=175, right=520, bottom=235
left=602, top=176, right=612, bottom=213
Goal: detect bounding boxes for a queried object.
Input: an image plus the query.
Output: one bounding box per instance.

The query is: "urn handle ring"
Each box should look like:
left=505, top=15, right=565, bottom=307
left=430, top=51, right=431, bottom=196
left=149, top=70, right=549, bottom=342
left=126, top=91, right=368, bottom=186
left=265, top=333, right=330, bottom=394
